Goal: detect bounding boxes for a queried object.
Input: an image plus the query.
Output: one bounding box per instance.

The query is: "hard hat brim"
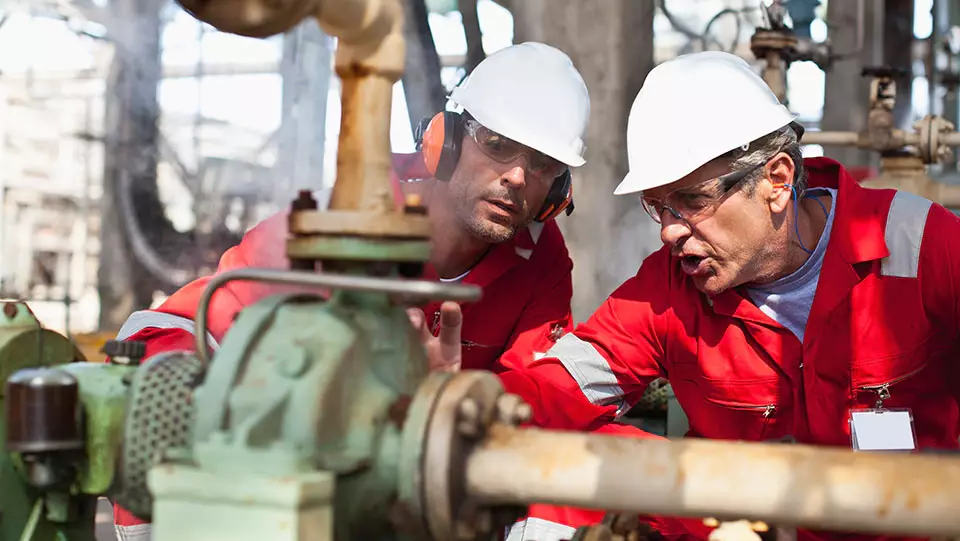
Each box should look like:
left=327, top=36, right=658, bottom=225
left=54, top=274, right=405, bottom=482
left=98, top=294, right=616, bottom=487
left=615, top=111, right=799, bottom=196
left=614, top=170, right=650, bottom=196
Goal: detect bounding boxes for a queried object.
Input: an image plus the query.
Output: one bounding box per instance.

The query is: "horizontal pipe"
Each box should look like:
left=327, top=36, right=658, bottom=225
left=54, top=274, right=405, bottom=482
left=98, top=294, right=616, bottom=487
left=938, top=132, right=960, bottom=147
left=466, top=425, right=960, bottom=537
left=800, top=129, right=960, bottom=150
left=800, top=131, right=860, bottom=146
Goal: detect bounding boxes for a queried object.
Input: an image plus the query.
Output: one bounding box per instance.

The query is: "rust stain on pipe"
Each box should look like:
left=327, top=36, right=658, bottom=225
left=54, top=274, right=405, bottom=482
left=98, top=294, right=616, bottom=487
left=483, top=423, right=594, bottom=479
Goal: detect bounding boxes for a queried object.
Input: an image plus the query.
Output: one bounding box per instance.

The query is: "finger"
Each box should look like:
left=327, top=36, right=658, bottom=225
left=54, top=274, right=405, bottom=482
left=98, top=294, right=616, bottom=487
left=407, top=307, right=436, bottom=342
left=437, top=302, right=462, bottom=348
left=436, top=302, right=462, bottom=369
left=406, top=307, right=425, bottom=330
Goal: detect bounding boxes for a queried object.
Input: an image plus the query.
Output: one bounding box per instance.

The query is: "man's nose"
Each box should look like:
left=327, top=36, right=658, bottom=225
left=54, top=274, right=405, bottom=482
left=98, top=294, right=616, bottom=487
left=660, top=211, right=691, bottom=247
left=501, top=160, right=528, bottom=188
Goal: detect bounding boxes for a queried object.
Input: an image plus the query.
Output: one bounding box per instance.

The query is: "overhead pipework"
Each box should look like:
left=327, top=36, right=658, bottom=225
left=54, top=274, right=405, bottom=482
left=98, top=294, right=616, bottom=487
left=177, top=0, right=434, bottom=275
left=745, top=1, right=960, bottom=207
left=801, top=66, right=960, bottom=206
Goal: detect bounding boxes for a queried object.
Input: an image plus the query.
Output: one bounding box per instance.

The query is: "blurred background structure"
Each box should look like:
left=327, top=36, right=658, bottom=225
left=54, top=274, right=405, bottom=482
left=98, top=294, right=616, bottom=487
left=0, top=0, right=953, bottom=331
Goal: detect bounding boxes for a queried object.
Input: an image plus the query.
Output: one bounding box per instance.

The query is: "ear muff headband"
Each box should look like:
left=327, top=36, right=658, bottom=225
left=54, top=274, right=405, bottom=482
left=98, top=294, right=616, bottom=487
left=535, top=169, right=575, bottom=223
left=417, top=112, right=576, bottom=222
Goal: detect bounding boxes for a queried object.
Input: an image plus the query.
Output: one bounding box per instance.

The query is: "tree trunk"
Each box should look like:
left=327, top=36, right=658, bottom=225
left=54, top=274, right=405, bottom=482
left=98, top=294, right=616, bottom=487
left=401, top=0, right=446, bottom=131
left=511, top=0, right=657, bottom=322
left=98, top=0, right=173, bottom=330
left=458, top=0, right=486, bottom=74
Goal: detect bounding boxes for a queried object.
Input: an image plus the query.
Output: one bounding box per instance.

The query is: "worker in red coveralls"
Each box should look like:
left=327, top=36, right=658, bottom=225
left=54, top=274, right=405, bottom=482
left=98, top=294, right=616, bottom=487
left=491, top=50, right=960, bottom=541
left=109, top=42, right=600, bottom=540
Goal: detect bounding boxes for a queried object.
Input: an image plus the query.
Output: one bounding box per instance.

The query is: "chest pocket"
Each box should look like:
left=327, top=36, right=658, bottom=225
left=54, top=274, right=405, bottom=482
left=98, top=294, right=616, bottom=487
left=847, top=326, right=960, bottom=450
left=668, top=362, right=793, bottom=442
left=849, top=332, right=950, bottom=408
left=460, top=337, right=505, bottom=371
left=455, top=311, right=508, bottom=371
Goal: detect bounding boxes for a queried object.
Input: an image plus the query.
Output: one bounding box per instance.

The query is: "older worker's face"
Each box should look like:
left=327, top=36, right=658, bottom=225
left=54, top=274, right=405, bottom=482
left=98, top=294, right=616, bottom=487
left=641, top=152, right=795, bottom=295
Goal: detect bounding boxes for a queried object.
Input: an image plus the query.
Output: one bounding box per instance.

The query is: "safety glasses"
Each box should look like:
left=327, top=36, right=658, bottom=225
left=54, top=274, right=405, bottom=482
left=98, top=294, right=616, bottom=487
left=463, top=119, right=568, bottom=180
left=640, top=161, right=765, bottom=225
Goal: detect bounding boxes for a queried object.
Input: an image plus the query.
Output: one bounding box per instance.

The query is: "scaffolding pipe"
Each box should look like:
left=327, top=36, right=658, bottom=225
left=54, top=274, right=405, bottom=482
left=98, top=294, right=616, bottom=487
left=800, top=131, right=861, bottom=146
left=802, top=130, right=960, bottom=149
left=466, top=425, right=960, bottom=537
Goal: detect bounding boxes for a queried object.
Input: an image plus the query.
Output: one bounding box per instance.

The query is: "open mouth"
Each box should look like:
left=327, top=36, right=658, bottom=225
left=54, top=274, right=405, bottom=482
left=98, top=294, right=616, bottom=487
left=680, top=255, right=707, bottom=275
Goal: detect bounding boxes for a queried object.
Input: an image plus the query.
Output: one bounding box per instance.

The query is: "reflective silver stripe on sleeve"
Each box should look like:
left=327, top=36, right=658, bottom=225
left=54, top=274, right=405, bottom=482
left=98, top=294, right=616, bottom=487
left=506, top=518, right=577, bottom=541
left=881, top=191, right=932, bottom=279
left=115, top=524, right=152, bottom=540
left=116, top=310, right=221, bottom=351
left=549, top=333, right=629, bottom=417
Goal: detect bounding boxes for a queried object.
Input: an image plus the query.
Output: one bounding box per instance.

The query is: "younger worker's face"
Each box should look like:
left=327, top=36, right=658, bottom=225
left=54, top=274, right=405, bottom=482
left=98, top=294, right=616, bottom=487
left=445, top=120, right=568, bottom=243
left=642, top=155, right=793, bottom=296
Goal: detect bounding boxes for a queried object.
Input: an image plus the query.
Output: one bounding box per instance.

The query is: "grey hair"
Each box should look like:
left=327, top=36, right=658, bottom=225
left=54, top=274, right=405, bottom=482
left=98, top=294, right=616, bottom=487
left=719, top=124, right=807, bottom=196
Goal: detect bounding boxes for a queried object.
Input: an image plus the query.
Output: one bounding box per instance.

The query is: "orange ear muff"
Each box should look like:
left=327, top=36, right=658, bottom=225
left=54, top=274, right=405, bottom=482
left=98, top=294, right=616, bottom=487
left=418, top=111, right=463, bottom=182
left=421, top=112, right=446, bottom=178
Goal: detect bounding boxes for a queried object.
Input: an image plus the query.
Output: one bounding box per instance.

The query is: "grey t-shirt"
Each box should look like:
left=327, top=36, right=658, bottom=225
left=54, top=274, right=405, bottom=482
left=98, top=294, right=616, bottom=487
left=746, top=187, right=836, bottom=343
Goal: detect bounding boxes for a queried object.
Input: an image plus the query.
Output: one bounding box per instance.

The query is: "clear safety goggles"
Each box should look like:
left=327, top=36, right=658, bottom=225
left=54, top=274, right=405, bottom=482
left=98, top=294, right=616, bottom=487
left=463, top=119, right=569, bottom=180
left=640, top=161, right=764, bottom=225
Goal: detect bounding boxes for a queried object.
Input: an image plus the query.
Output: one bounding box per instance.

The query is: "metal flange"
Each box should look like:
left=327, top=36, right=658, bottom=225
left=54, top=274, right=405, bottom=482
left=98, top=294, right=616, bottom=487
left=423, top=371, right=503, bottom=541
left=289, top=210, right=431, bottom=239
left=749, top=29, right=797, bottom=58
left=400, top=370, right=534, bottom=541
left=285, top=236, right=432, bottom=263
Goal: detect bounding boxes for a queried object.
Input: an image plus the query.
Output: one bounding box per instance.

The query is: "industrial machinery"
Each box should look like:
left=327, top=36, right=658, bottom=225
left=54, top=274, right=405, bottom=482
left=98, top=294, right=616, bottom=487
left=11, top=2, right=960, bottom=541
left=745, top=0, right=960, bottom=207
left=800, top=65, right=960, bottom=206
left=749, top=0, right=835, bottom=105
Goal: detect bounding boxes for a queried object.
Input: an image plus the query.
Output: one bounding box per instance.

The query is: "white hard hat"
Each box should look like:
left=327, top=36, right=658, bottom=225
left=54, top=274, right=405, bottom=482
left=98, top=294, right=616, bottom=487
left=614, top=51, right=797, bottom=196
left=449, top=42, right=590, bottom=167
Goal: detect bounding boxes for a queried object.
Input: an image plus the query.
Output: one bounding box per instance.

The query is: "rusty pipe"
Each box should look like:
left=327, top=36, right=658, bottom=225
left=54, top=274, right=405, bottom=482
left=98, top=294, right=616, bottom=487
left=315, top=0, right=405, bottom=214
left=175, top=0, right=403, bottom=45
left=465, top=425, right=960, bottom=537
left=175, top=0, right=405, bottom=216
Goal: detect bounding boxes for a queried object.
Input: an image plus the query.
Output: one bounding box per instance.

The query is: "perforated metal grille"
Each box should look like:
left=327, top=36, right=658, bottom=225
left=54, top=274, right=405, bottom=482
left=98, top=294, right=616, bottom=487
left=636, top=378, right=670, bottom=412
left=114, top=351, right=204, bottom=521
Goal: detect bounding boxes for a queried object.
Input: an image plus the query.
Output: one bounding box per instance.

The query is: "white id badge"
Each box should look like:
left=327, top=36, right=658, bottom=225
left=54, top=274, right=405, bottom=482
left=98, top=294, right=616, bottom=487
left=849, top=408, right=917, bottom=452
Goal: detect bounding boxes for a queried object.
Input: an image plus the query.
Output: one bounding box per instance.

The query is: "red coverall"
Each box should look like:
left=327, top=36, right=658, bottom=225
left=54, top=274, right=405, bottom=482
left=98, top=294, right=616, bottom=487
left=110, top=153, right=581, bottom=538
left=500, top=157, right=960, bottom=541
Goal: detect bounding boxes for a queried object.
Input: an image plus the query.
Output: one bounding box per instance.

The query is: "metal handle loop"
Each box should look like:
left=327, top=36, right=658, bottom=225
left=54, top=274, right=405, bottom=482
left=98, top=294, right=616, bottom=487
left=194, top=268, right=482, bottom=365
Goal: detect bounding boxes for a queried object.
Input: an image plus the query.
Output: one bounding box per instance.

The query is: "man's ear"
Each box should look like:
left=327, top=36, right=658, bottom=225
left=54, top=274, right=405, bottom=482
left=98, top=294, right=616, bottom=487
left=766, top=152, right=795, bottom=214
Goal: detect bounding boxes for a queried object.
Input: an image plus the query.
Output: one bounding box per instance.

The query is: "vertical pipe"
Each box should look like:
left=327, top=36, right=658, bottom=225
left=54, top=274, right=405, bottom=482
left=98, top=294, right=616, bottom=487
left=317, top=0, right=405, bottom=215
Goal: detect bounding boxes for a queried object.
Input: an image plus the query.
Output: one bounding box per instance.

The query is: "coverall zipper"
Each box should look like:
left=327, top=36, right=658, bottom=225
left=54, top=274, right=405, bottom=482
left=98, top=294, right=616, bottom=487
left=857, top=365, right=926, bottom=409
left=707, top=402, right=777, bottom=438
